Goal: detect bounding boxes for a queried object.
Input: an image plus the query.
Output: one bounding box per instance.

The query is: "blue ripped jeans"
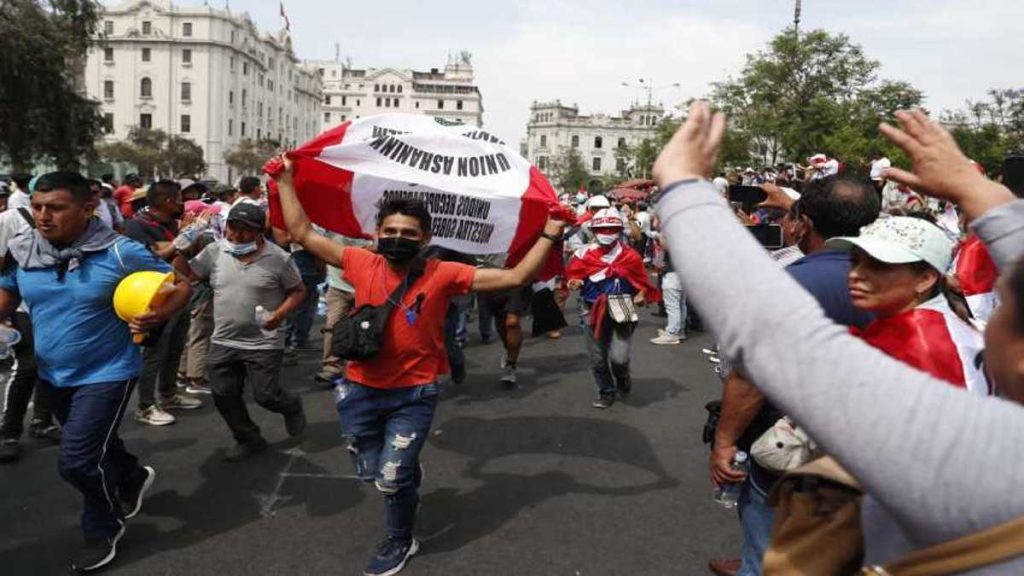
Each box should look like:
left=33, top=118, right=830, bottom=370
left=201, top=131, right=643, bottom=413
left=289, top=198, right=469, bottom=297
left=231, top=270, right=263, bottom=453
left=335, top=380, right=439, bottom=541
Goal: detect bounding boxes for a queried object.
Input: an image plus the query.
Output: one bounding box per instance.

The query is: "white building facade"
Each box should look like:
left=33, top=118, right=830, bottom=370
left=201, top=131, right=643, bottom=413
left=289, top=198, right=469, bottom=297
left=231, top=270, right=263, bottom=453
left=84, top=0, right=322, bottom=183
left=307, top=52, right=484, bottom=130
left=525, top=101, right=664, bottom=181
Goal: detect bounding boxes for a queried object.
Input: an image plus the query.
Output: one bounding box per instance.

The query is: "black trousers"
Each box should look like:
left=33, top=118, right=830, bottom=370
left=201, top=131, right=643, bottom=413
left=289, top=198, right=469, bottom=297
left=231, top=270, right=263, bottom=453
left=1, top=311, right=54, bottom=439
left=207, top=344, right=300, bottom=444
left=136, top=308, right=190, bottom=409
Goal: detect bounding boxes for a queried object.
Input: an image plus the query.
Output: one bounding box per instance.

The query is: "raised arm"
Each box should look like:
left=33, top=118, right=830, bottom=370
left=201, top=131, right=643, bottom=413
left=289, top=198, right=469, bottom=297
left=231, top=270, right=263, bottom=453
left=471, top=218, right=566, bottom=292
left=271, top=155, right=345, bottom=269
left=653, top=101, right=1024, bottom=547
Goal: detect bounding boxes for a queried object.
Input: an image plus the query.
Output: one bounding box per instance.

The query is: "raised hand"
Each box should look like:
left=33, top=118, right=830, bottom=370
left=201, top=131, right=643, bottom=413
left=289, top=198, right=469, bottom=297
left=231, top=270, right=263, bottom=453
left=653, top=101, right=726, bottom=187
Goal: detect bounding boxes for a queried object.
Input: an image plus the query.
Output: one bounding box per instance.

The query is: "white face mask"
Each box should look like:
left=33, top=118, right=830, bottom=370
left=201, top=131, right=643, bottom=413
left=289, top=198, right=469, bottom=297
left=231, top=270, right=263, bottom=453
left=595, top=233, right=619, bottom=246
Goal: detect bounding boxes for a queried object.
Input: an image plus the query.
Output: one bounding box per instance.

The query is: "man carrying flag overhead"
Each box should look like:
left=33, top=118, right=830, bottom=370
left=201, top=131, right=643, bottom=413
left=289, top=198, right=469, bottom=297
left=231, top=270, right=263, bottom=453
left=271, top=152, right=565, bottom=576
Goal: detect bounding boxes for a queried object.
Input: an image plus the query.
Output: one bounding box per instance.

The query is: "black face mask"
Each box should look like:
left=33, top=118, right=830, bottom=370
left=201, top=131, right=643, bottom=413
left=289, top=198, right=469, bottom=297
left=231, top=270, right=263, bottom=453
left=377, top=236, right=421, bottom=263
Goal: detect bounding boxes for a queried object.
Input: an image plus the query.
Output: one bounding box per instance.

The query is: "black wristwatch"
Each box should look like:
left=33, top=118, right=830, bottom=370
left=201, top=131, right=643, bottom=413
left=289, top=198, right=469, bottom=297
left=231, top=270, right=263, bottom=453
left=540, top=232, right=560, bottom=242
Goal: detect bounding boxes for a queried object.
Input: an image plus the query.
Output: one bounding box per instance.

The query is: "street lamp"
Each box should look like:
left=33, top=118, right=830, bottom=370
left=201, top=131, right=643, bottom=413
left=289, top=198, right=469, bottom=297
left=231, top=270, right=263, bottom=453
left=621, top=78, right=681, bottom=109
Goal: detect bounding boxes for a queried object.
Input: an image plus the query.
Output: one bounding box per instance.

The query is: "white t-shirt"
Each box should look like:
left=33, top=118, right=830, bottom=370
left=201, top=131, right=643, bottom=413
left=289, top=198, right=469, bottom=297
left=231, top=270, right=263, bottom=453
left=7, top=189, right=30, bottom=211
left=870, top=157, right=892, bottom=181
left=712, top=177, right=730, bottom=196
left=0, top=208, right=34, bottom=313
left=810, top=159, right=840, bottom=180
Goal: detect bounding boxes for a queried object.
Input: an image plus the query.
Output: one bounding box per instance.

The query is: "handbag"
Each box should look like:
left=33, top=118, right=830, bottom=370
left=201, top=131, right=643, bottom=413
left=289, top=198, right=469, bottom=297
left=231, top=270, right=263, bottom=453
left=330, top=265, right=423, bottom=361
left=765, top=456, right=1024, bottom=576
left=606, top=281, right=639, bottom=324
left=750, top=416, right=817, bottom=473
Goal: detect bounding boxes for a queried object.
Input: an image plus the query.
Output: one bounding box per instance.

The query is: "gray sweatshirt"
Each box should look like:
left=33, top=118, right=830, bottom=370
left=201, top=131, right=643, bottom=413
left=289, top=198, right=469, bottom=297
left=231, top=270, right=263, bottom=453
left=657, top=183, right=1024, bottom=573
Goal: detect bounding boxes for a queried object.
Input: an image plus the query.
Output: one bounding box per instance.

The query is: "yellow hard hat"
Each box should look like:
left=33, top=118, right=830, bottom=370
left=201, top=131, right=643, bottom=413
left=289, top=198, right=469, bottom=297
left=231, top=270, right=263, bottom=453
left=113, top=271, right=175, bottom=322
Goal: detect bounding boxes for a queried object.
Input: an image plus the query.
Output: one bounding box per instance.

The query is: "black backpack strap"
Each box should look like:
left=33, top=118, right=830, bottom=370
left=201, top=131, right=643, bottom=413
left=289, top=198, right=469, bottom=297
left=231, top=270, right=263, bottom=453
left=384, top=262, right=425, bottom=311
left=16, top=207, right=35, bottom=229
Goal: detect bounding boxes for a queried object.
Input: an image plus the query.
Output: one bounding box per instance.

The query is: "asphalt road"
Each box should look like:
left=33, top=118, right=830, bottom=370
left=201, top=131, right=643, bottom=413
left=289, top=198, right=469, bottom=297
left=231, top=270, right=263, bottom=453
left=0, top=304, right=740, bottom=575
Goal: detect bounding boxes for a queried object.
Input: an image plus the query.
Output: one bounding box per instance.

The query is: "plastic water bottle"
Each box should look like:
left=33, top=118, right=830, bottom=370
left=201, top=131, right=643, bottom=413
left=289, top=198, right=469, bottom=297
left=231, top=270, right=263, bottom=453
left=713, top=451, right=749, bottom=509
left=254, top=306, right=277, bottom=337
left=0, top=325, right=21, bottom=360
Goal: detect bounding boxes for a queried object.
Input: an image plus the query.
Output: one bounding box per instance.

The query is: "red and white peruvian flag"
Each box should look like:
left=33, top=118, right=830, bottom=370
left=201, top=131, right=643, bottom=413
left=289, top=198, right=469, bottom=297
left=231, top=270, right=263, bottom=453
left=266, top=114, right=559, bottom=258
left=856, top=297, right=990, bottom=395
left=954, top=234, right=1000, bottom=323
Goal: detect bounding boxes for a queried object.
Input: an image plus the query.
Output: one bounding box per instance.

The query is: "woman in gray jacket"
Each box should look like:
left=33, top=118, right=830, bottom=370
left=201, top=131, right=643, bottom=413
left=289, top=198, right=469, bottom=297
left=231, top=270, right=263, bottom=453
left=653, top=103, right=1024, bottom=573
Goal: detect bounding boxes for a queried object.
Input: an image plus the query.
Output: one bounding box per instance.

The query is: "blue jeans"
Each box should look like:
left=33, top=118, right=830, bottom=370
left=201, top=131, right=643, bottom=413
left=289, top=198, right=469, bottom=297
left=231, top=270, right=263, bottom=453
left=737, top=477, right=775, bottom=576
left=336, top=381, right=439, bottom=540
left=50, top=379, right=148, bottom=540
left=661, top=272, right=687, bottom=337
left=286, top=276, right=323, bottom=347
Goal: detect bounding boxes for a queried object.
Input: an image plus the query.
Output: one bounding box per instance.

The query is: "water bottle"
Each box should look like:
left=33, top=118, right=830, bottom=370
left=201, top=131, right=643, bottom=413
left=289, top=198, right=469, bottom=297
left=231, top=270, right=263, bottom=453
left=713, top=451, right=749, bottom=509
left=0, top=325, right=21, bottom=360
left=254, top=305, right=277, bottom=337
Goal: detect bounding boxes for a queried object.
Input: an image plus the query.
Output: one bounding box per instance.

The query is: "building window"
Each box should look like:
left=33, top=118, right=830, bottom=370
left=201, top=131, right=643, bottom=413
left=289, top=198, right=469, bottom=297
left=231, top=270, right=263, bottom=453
left=243, top=62, right=248, bottom=75
left=139, top=113, right=152, bottom=129
left=617, top=137, right=626, bottom=148
left=230, top=56, right=235, bottom=71
left=142, top=21, right=151, bottom=35
left=103, top=113, right=114, bottom=133
left=594, top=136, right=603, bottom=149
left=617, top=158, right=627, bottom=172
left=103, top=80, right=114, bottom=99
left=180, top=82, right=191, bottom=101
left=228, top=90, right=234, bottom=105
left=141, top=47, right=151, bottom=62
left=242, top=89, right=247, bottom=106
left=571, top=135, right=579, bottom=148
left=228, top=119, right=233, bottom=136
left=140, top=77, right=152, bottom=98
left=356, top=99, right=360, bottom=106
left=182, top=49, right=192, bottom=64
left=230, top=29, right=235, bottom=44
left=341, top=95, right=347, bottom=106
left=397, top=85, right=402, bottom=94
left=415, top=101, right=419, bottom=109
left=374, top=84, right=379, bottom=92
left=538, top=156, right=547, bottom=170
left=437, top=99, right=444, bottom=109
left=324, top=112, right=331, bottom=123
left=181, top=114, right=191, bottom=133
left=390, top=85, right=396, bottom=93
left=104, top=20, right=113, bottom=35
left=104, top=47, right=114, bottom=62
left=457, top=100, right=464, bottom=110
left=241, top=122, right=246, bottom=137
left=376, top=97, right=382, bottom=107
left=540, top=135, right=547, bottom=147
left=341, top=115, right=347, bottom=122
left=324, top=95, right=331, bottom=105
left=592, top=157, right=602, bottom=171
left=182, top=22, right=192, bottom=37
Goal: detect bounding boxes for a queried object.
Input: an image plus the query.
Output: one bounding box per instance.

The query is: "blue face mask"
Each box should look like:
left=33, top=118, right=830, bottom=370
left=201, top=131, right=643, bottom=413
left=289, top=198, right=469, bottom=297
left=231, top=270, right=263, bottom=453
left=224, top=239, right=259, bottom=256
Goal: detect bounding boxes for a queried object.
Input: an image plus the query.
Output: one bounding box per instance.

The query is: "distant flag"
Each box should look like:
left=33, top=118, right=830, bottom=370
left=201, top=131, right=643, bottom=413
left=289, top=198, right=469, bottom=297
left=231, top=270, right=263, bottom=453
left=280, top=1, right=291, bottom=31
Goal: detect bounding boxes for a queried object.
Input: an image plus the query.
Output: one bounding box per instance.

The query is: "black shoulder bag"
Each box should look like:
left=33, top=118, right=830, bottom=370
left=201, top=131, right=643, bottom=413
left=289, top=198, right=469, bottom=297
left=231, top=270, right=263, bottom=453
left=331, top=263, right=424, bottom=361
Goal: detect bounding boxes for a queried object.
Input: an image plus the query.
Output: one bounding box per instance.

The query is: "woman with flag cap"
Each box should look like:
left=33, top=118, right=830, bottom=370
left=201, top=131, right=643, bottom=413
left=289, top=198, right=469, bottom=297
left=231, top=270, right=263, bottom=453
left=566, top=207, right=658, bottom=409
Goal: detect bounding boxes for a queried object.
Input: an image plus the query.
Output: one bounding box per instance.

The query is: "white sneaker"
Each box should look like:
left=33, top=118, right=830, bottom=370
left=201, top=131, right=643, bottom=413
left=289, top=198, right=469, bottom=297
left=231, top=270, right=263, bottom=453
left=135, top=405, right=176, bottom=426
left=657, top=328, right=669, bottom=337
left=160, top=393, right=203, bottom=410
left=500, top=364, right=518, bottom=385
left=650, top=334, right=682, bottom=345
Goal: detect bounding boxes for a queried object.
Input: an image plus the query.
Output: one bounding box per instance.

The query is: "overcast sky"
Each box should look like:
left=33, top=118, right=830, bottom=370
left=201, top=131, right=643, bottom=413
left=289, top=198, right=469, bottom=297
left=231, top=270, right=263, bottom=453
left=148, top=0, right=1022, bottom=144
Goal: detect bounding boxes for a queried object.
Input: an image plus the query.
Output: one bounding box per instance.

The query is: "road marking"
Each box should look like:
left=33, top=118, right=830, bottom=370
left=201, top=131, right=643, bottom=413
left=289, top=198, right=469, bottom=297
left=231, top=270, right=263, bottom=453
left=253, top=448, right=360, bottom=517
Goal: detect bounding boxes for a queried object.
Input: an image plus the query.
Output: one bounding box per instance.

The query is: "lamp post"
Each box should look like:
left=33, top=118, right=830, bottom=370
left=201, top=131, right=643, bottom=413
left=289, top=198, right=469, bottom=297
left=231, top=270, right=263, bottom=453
left=621, top=79, right=680, bottom=177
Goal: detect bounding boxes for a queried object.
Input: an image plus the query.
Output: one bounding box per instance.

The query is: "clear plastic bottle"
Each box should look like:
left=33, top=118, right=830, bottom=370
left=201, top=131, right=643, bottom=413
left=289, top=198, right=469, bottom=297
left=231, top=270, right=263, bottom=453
left=713, top=451, right=749, bottom=509
left=254, top=305, right=277, bottom=338
left=0, top=325, right=21, bottom=360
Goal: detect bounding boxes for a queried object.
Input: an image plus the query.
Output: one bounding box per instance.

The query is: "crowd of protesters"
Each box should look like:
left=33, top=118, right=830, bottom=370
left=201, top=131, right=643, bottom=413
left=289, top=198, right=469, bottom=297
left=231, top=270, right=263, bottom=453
left=1, top=100, right=1023, bottom=576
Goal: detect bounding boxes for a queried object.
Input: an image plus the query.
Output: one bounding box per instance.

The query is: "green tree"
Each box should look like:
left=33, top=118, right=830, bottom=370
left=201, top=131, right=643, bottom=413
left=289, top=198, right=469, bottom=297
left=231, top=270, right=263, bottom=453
left=98, top=127, right=205, bottom=178
left=223, top=138, right=282, bottom=176
left=942, top=88, right=1024, bottom=174
left=0, top=0, right=103, bottom=170
left=549, top=146, right=589, bottom=194
left=709, top=27, right=923, bottom=167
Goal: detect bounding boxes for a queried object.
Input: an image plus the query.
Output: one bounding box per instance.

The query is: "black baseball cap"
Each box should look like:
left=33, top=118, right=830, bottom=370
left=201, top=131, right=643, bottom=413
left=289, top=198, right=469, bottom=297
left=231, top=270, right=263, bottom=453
left=226, top=202, right=266, bottom=230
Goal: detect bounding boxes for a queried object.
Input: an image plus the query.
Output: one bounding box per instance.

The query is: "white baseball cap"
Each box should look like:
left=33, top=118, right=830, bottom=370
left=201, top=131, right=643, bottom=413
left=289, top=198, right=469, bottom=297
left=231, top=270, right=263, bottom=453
left=808, top=153, right=828, bottom=165
left=826, top=216, right=955, bottom=273
left=590, top=207, right=624, bottom=230
left=587, top=195, right=611, bottom=210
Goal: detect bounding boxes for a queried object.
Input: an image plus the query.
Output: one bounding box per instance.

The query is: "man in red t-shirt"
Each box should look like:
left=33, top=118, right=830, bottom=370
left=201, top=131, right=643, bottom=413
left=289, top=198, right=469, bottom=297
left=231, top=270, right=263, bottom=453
left=114, top=173, right=142, bottom=218
left=273, top=158, right=565, bottom=576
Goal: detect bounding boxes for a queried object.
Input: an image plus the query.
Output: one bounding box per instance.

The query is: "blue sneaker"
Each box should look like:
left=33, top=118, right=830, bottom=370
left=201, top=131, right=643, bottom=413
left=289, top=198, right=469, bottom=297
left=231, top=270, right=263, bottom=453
left=364, top=537, right=419, bottom=576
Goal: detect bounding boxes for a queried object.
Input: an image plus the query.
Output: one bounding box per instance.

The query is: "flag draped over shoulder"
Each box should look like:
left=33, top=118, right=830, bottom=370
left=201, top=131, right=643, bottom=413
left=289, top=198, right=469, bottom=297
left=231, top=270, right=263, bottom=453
left=265, top=114, right=559, bottom=258
left=954, top=234, right=999, bottom=323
